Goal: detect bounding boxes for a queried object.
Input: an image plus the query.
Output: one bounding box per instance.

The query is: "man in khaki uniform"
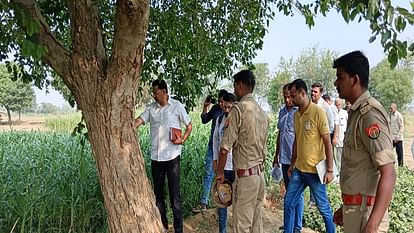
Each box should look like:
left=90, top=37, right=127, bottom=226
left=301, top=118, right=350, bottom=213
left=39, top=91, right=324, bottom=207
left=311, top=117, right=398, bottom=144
left=216, top=70, right=269, bottom=233
left=333, top=51, right=396, bottom=233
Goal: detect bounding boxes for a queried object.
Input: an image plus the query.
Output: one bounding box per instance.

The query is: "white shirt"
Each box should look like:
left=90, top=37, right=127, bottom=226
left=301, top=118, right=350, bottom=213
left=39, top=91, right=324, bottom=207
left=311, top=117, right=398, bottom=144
left=213, top=114, right=233, bottom=171
left=317, top=98, right=335, bottom=133
left=140, top=97, right=191, bottom=161
left=335, top=108, right=348, bottom=147
left=390, top=110, right=404, bottom=141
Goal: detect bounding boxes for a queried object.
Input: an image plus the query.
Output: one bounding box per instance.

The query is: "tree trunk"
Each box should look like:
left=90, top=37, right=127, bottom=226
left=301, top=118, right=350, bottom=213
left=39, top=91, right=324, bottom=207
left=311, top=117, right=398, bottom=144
left=6, top=108, right=11, bottom=125
left=13, top=0, right=163, bottom=231
left=79, top=88, right=163, bottom=233
left=18, top=110, right=21, bottom=121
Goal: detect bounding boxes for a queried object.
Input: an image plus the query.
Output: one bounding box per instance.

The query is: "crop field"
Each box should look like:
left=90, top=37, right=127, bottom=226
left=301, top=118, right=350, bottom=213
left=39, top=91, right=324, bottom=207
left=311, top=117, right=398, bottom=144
left=0, top=112, right=413, bottom=232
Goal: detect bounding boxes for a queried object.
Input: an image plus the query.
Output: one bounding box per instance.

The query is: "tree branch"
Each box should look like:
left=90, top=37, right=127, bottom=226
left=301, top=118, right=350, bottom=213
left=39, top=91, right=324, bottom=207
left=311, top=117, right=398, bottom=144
left=12, top=0, right=72, bottom=81
left=66, top=1, right=107, bottom=69
left=108, top=0, right=150, bottom=82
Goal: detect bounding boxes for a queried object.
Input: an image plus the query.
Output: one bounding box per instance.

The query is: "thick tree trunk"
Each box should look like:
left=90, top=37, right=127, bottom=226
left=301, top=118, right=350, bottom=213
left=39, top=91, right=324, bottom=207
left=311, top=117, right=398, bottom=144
left=12, top=0, right=164, bottom=232
left=79, top=85, right=163, bottom=233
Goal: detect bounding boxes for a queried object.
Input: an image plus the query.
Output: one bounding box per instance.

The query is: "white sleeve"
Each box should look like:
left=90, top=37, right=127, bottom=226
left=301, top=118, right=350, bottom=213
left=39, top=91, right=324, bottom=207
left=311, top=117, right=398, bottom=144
left=212, top=118, right=220, bottom=161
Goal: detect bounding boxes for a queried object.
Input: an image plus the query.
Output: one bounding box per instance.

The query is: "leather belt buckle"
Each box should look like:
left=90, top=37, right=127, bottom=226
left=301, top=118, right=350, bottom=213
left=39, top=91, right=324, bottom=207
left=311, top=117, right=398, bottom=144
left=236, top=164, right=263, bottom=178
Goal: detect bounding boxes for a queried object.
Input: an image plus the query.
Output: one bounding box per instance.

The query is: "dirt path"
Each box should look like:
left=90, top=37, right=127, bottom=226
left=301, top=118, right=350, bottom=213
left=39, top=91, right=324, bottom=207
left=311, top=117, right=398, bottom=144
left=0, top=115, right=45, bottom=131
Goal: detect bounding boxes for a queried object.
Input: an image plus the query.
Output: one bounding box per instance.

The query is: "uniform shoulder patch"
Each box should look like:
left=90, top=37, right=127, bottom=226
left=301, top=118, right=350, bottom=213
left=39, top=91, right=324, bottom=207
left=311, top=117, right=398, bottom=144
left=360, top=102, right=372, bottom=115
left=364, top=123, right=380, bottom=139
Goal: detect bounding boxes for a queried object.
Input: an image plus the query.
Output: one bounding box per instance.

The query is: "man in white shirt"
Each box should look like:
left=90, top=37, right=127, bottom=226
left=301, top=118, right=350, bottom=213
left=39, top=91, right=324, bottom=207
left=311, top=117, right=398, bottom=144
left=390, top=103, right=404, bottom=166
left=334, top=98, right=348, bottom=172
left=212, top=92, right=236, bottom=233
left=134, top=79, right=192, bottom=233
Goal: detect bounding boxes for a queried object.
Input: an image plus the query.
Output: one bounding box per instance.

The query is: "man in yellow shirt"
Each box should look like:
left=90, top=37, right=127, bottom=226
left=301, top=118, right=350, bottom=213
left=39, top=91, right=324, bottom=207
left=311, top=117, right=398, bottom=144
left=283, top=79, right=335, bottom=233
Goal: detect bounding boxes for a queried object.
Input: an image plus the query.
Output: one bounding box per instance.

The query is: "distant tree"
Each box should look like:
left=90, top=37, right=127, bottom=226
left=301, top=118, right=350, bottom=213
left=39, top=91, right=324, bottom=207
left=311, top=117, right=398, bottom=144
left=268, top=46, right=338, bottom=108
left=0, top=64, right=35, bottom=123
left=267, top=68, right=292, bottom=112
left=369, top=58, right=414, bottom=110
left=242, top=63, right=272, bottom=108
left=293, top=46, right=338, bottom=96
left=37, top=102, right=60, bottom=114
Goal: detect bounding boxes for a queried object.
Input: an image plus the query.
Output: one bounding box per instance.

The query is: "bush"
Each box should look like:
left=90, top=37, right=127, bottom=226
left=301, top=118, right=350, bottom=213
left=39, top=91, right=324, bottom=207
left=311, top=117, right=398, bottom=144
left=301, top=167, right=414, bottom=232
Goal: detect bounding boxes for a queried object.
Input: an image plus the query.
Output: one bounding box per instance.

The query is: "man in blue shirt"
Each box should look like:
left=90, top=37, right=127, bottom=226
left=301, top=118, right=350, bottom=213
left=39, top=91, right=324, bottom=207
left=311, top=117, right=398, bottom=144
left=193, top=89, right=227, bottom=212
left=272, top=83, right=303, bottom=232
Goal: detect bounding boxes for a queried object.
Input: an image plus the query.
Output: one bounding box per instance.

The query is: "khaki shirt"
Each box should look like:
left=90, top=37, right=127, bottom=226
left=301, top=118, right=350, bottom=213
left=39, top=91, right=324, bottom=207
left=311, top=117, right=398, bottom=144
left=340, top=91, right=395, bottom=196
left=220, top=93, right=269, bottom=170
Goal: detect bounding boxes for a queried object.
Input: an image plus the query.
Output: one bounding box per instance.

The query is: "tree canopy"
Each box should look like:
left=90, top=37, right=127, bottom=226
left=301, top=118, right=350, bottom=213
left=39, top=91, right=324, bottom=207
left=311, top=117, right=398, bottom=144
left=369, top=57, right=414, bottom=110
left=0, top=64, right=35, bottom=123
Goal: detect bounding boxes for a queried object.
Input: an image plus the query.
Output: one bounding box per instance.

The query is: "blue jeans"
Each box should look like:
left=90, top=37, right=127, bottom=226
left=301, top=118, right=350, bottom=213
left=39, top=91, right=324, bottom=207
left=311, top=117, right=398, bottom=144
left=218, top=170, right=235, bottom=233
left=282, top=164, right=303, bottom=232
left=284, top=168, right=335, bottom=233
left=200, top=145, right=214, bottom=205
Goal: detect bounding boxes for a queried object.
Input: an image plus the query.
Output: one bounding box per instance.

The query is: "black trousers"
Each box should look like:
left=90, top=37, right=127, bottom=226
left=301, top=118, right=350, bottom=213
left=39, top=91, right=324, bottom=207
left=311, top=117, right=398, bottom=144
left=393, top=140, right=404, bottom=166
left=151, top=156, right=183, bottom=233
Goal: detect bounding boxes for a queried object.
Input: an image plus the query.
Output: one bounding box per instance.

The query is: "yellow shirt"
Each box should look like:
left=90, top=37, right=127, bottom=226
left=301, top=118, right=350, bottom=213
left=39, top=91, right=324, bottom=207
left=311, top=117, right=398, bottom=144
left=294, top=102, right=330, bottom=173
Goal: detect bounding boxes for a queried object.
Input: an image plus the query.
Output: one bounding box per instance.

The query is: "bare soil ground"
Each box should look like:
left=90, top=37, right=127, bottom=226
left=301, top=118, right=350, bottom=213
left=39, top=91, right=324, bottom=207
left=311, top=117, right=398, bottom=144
left=3, top=114, right=414, bottom=232
left=0, top=115, right=45, bottom=131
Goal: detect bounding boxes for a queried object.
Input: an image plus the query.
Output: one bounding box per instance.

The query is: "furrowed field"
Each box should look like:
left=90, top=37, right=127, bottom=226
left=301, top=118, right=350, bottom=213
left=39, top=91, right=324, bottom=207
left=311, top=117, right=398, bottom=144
left=1, top=113, right=413, bottom=232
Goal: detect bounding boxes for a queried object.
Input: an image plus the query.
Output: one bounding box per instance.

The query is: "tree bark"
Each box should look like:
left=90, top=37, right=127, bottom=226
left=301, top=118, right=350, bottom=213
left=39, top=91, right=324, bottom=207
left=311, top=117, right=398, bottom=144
left=12, top=0, right=164, bottom=232
left=6, top=108, right=11, bottom=125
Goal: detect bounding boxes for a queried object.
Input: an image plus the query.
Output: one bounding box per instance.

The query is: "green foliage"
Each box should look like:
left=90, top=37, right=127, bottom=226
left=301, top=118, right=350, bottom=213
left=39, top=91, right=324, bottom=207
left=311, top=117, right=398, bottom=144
left=277, top=0, right=414, bottom=68
left=3, top=112, right=414, bottom=232
left=1, top=0, right=274, bottom=109
left=44, top=112, right=82, bottom=131
left=292, top=46, right=338, bottom=95
left=1, top=1, right=413, bottom=109
left=389, top=167, right=414, bottom=232
left=0, top=132, right=106, bottom=233
left=267, top=45, right=338, bottom=111
left=0, top=64, right=35, bottom=122
left=267, top=68, right=292, bottom=112
left=369, top=58, right=414, bottom=110
left=302, top=167, right=414, bottom=232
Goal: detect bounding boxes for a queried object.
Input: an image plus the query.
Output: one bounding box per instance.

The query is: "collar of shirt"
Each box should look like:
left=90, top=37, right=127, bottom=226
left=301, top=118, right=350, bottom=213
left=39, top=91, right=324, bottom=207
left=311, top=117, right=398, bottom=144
left=240, top=93, right=254, bottom=101
left=350, top=91, right=371, bottom=111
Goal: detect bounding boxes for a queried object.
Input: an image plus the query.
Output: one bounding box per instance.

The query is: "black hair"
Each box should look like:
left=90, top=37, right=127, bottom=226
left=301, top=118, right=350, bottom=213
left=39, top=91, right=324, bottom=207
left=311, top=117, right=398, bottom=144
left=218, top=89, right=228, bottom=99
left=222, top=92, right=236, bottom=102
left=311, top=82, right=324, bottom=93
left=333, top=50, right=370, bottom=88
left=289, top=79, right=308, bottom=94
left=152, top=79, right=168, bottom=92
left=283, top=83, right=290, bottom=90
left=322, top=94, right=331, bottom=101
left=233, top=70, right=256, bottom=90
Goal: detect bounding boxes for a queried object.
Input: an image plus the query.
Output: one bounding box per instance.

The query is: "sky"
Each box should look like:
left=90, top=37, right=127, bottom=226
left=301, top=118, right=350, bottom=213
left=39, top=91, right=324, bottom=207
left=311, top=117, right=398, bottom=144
left=253, top=4, right=414, bottom=72
left=35, top=2, right=414, bottom=106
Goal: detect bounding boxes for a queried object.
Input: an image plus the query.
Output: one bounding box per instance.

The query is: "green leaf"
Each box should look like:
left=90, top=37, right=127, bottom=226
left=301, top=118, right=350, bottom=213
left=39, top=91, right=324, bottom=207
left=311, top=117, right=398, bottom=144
left=388, top=49, right=398, bottom=69
left=408, top=42, right=414, bottom=52
left=369, top=36, right=376, bottom=43
left=381, top=30, right=391, bottom=45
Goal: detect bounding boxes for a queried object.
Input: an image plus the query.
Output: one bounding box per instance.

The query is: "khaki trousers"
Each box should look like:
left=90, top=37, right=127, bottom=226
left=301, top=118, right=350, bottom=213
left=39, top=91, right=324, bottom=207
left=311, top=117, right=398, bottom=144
left=232, top=172, right=265, bottom=233
left=343, top=199, right=389, bottom=233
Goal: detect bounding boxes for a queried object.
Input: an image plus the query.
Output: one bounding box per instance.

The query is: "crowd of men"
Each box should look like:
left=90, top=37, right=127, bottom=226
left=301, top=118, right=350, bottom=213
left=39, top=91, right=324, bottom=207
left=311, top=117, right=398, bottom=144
left=135, top=50, right=402, bottom=233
